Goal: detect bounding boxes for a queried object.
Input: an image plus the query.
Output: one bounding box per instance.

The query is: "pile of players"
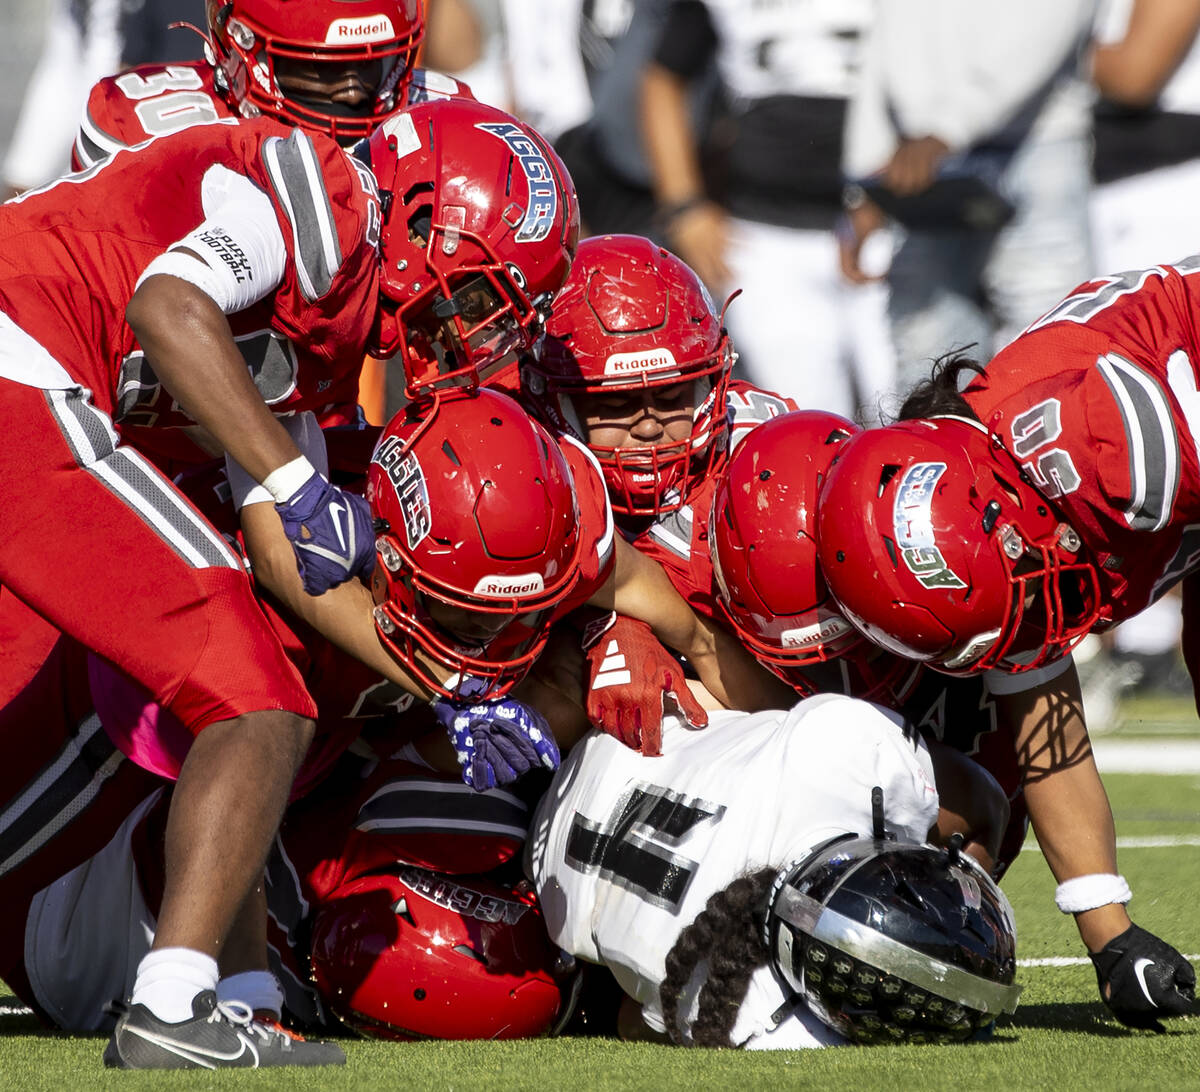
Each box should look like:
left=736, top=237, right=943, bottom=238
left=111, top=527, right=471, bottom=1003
left=0, top=0, right=1193, bottom=1071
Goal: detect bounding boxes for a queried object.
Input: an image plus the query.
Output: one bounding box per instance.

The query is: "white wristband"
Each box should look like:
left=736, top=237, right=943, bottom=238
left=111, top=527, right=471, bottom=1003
left=261, top=456, right=316, bottom=504
left=1054, top=873, right=1132, bottom=914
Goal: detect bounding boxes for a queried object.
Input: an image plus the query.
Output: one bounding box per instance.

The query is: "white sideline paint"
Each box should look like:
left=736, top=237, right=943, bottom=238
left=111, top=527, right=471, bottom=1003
left=1092, top=739, right=1200, bottom=774
left=1019, top=954, right=1200, bottom=968
left=1023, top=835, right=1200, bottom=853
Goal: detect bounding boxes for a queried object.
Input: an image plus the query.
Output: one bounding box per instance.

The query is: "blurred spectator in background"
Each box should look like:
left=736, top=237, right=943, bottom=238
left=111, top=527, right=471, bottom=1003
left=841, top=0, right=1098, bottom=403
left=1090, top=0, right=1200, bottom=272
left=2, top=0, right=204, bottom=198
left=638, top=0, right=895, bottom=420
left=431, top=1, right=717, bottom=242
left=423, top=0, right=486, bottom=76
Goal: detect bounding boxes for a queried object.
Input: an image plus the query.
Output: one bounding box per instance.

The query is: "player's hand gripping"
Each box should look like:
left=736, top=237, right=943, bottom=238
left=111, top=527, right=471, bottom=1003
left=1090, top=923, right=1196, bottom=1030
left=582, top=612, right=708, bottom=757
left=432, top=696, right=560, bottom=792
left=274, top=470, right=375, bottom=595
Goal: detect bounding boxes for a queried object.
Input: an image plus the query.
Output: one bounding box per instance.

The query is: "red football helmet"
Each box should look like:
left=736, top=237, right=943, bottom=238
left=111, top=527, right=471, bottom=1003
left=366, top=388, right=583, bottom=698
left=310, top=866, right=574, bottom=1040
left=816, top=416, right=1102, bottom=674
left=709, top=410, right=910, bottom=701
left=364, top=101, right=580, bottom=395
left=206, top=0, right=423, bottom=142
left=522, top=234, right=734, bottom=516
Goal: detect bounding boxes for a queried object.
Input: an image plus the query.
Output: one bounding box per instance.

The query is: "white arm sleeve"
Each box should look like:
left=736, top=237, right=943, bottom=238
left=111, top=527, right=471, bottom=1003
left=224, top=411, right=328, bottom=508
left=135, top=164, right=287, bottom=314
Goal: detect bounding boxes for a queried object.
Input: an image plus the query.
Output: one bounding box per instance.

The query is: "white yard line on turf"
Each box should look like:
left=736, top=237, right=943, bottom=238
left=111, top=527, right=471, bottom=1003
left=1092, top=738, right=1200, bottom=774
left=1023, top=834, right=1200, bottom=852
left=1019, top=954, right=1200, bottom=968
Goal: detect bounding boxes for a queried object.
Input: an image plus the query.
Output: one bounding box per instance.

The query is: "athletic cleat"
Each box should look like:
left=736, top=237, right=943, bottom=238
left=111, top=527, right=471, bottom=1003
left=102, top=990, right=346, bottom=1069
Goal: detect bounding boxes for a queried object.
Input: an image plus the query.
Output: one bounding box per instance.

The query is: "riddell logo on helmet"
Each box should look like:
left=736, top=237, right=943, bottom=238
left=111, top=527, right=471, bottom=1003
left=399, top=866, right=529, bottom=925
left=324, top=16, right=397, bottom=44
left=604, top=348, right=678, bottom=375
left=473, top=573, right=546, bottom=597
left=780, top=616, right=853, bottom=649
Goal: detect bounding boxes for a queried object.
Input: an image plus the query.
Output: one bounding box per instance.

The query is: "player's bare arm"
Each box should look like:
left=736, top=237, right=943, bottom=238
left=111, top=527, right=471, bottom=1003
left=239, top=498, right=442, bottom=702
left=998, top=665, right=1132, bottom=952
left=126, top=274, right=306, bottom=483
left=591, top=535, right=796, bottom=712
left=926, top=741, right=1010, bottom=877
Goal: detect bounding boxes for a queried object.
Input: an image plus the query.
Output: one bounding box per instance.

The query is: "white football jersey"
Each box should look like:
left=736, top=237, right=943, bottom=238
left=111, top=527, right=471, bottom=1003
left=700, top=0, right=873, bottom=102
left=526, top=693, right=940, bottom=1046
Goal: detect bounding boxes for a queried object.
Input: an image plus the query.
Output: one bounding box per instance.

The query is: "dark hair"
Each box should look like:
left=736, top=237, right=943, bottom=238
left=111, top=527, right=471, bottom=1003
left=659, top=868, right=777, bottom=1048
left=893, top=353, right=986, bottom=423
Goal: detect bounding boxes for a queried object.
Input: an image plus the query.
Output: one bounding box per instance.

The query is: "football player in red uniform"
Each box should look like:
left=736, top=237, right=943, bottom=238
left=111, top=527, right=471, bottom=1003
left=709, top=408, right=1026, bottom=876
left=815, top=259, right=1200, bottom=1031
left=72, top=0, right=445, bottom=168
left=233, top=389, right=789, bottom=761
left=0, top=653, right=570, bottom=1041
left=520, top=234, right=798, bottom=752
left=0, top=93, right=581, bottom=1068
left=0, top=389, right=783, bottom=1042
left=70, top=0, right=473, bottom=428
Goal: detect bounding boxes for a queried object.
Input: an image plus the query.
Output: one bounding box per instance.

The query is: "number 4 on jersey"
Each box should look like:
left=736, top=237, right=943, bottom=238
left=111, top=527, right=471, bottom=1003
left=565, top=785, right=726, bottom=911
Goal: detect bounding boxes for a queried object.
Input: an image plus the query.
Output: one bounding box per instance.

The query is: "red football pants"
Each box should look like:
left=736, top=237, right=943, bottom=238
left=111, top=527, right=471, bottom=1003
left=0, top=380, right=315, bottom=732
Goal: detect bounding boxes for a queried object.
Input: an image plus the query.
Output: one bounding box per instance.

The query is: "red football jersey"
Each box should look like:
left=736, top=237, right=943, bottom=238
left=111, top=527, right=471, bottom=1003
left=628, top=381, right=798, bottom=619
left=72, top=60, right=475, bottom=171
left=0, top=118, right=381, bottom=427
left=966, top=259, right=1200, bottom=627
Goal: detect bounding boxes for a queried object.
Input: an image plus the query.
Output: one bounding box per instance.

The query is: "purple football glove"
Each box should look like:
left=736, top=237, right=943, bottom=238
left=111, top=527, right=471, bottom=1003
left=274, top=471, right=375, bottom=595
left=432, top=697, right=560, bottom=792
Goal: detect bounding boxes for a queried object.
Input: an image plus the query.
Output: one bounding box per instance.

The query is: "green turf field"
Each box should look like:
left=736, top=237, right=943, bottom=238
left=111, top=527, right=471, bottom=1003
left=2, top=703, right=1197, bottom=1090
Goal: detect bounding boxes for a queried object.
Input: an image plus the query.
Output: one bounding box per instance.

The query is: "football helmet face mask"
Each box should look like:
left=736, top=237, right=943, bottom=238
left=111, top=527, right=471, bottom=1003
left=310, top=866, right=574, bottom=1040
left=366, top=388, right=583, bottom=699
left=206, top=0, right=423, bottom=143
left=766, top=835, right=1021, bottom=1044
left=817, top=416, right=1101, bottom=675
left=523, top=234, right=733, bottom=516
left=364, top=104, right=580, bottom=395
left=708, top=410, right=912, bottom=702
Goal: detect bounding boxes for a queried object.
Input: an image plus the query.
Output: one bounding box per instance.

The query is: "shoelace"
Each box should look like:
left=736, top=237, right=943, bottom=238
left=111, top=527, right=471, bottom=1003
left=207, top=999, right=291, bottom=1046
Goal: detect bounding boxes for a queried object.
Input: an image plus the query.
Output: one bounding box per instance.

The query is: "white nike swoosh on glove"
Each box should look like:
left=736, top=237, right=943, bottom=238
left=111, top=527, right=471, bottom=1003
left=329, top=502, right=347, bottom=552
left=1133, top=957, right=1157, bottom=1006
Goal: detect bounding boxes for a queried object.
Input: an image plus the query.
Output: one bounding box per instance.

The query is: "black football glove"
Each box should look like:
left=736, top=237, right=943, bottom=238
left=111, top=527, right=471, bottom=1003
left=1090, top=923, right=1196, bottom=1031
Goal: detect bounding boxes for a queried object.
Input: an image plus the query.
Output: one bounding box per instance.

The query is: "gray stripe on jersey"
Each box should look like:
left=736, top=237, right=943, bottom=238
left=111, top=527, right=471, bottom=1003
left=648, top=505, right=694, bottom=562
left=264, top=836, right=311, bottom=947
left=357, top=778, right=529, bottom=840
left=45, top=388, right=241, bottom=569
left=1096, top=352, right=1179, bottom=531
left=263, top=840, right=329, bottom=1029
left=0, top=713, right=122, bottom=878
left=262, top=129, right=342, bottom=302
left=73, top=112, right=122, bottom=169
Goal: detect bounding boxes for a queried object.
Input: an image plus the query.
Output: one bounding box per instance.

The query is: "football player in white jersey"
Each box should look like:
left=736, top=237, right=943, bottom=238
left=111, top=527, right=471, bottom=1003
left=526, top=692, right=1020, bottom=1047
